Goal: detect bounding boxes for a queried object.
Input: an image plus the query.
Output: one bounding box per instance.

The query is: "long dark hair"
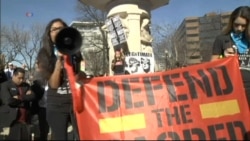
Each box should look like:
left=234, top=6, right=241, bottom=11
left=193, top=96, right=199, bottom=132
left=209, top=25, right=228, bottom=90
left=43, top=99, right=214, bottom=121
left=42, top=18, right=68, bottom=56
left=223, top=6, right=250, bottom=41
left=36, top=18, right=68, bottom=80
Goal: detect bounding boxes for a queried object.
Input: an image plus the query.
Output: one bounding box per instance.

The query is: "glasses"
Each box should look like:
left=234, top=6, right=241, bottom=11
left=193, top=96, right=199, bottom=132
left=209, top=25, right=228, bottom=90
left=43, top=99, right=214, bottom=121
left=233, top=23, right=246, bottom=28
left=50, top=27, right=64, bottom=32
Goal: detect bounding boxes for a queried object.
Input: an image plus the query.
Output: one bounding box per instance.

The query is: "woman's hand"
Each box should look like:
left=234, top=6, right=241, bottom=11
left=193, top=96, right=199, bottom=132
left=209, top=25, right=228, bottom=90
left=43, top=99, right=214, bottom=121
left=57, top=51, right=64, bottom=60
left=55, top=51, right=64, bottom=71
left=49, top=52, right=64, bottom=89
left=224, top=47, right=236, bottom=57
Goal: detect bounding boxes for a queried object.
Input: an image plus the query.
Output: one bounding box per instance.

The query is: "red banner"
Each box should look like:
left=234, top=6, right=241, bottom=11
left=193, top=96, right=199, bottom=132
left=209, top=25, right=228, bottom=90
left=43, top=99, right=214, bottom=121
left=72, top=56, right=250, bottom=140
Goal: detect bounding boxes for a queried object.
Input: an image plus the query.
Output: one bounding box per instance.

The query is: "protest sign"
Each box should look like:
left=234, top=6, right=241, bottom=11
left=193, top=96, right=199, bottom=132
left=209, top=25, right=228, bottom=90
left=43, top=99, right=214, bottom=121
left=69, top=56, right=250, bottom=140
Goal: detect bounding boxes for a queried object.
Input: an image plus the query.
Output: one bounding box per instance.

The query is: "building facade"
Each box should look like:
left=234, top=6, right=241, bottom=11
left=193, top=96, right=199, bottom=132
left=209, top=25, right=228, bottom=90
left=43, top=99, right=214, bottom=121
left=173, top=11, right=231, bottom=66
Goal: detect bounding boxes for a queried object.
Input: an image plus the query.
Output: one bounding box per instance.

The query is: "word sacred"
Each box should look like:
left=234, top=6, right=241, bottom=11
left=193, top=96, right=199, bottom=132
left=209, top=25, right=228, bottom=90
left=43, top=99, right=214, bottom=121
left=97, top=65, right=233, bottom=113
left=133, top=120, right=247, bottom=140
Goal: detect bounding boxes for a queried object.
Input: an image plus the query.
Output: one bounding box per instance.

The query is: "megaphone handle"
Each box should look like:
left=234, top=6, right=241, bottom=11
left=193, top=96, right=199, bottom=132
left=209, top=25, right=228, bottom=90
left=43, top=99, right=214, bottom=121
left=63, top=55, right=84, bottom=113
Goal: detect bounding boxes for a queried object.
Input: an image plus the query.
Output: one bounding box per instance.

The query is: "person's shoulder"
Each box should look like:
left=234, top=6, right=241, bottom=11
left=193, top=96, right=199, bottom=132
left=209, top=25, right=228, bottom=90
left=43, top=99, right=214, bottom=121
left=37, top=47, right=49, bottom=58
left=2, top=79, right=11, bottom=84
left=1, top=80, right=11, bottom=87
left=38, top=47, right=47, bottom=52
left=37, top=47, right=50, bottom=64
left=0, top=70, right=6, bottom=75
left=215, top=34, right=230, bottom=40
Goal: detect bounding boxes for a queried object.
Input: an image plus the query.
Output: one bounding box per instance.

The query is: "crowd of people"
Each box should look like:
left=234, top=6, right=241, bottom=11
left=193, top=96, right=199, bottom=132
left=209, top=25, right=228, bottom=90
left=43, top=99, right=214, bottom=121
left=0, top=63, right=31, bottom=84
left=0, top=5, right=249, bottom=140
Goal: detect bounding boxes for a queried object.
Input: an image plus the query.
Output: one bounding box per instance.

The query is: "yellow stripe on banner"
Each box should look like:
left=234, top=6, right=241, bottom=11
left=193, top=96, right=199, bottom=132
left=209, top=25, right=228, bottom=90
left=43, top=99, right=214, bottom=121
left=200, top=99, right=240, bottom=119
left=99, top=113, right=146, bottom=133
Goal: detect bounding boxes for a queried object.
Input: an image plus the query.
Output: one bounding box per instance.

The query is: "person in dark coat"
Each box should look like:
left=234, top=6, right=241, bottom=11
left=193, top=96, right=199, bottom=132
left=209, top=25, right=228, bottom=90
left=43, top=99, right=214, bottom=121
left=0, top=67, right=35, bottom=140
left=0, top=67, right=7, bottom=84
left=30, top=79, right=49, bottom=140
left=0, top=66, right=8, bottom=106
left=4, top=63, right=14, bottom=80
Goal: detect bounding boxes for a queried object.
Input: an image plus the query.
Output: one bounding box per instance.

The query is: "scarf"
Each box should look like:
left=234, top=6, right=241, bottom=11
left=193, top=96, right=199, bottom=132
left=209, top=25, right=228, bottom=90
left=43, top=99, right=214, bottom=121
left=230, top=32, right=249, bottom=54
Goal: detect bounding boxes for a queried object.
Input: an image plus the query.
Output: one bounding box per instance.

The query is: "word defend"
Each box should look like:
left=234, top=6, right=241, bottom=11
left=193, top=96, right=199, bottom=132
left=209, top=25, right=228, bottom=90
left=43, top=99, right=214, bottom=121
left=73, top=56, right=250, bottom=140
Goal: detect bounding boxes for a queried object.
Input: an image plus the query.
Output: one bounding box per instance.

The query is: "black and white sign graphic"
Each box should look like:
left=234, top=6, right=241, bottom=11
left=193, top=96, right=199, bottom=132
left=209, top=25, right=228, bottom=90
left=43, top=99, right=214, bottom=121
left=105, top=15, right=127, bottom=48
left=124, top=52, right=154, bottom=74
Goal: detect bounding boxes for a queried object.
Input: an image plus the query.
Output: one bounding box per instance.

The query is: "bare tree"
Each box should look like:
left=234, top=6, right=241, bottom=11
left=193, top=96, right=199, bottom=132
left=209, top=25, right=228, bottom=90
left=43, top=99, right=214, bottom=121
left=75, top=1, right=109, bottom=75
left=82, top=48, right=104, bottom=76
left=0, top=22, right=44, bottom=72
left=1, top=23, right=26, bottom=65
left=151, top=22, right=178, bottom=70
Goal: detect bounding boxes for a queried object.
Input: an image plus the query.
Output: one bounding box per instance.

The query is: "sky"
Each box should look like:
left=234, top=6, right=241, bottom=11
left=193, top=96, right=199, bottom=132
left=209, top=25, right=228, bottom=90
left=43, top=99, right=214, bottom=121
left=152, top=0, right=250, bottom=25
left=1, top=0, right=250, bottom=29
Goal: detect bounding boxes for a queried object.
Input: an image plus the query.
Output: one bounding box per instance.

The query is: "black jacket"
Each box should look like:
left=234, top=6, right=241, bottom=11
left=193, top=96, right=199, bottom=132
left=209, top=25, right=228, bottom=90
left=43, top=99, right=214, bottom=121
left=0, top=69, right=7, bottom=84
left=0, top=80, right=35, bottom=129
left=30, top=79, right=45, bottom=115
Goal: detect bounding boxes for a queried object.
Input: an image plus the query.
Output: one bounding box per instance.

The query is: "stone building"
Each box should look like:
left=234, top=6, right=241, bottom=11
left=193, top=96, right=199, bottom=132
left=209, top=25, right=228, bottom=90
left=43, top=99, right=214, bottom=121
left=173, top=11, right=231, bottom=66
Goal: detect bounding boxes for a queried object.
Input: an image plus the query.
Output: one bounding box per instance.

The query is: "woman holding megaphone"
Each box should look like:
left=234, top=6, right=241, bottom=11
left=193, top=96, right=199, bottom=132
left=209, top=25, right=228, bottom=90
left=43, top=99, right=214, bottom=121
left=36, top=18, right=83, bottom=140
